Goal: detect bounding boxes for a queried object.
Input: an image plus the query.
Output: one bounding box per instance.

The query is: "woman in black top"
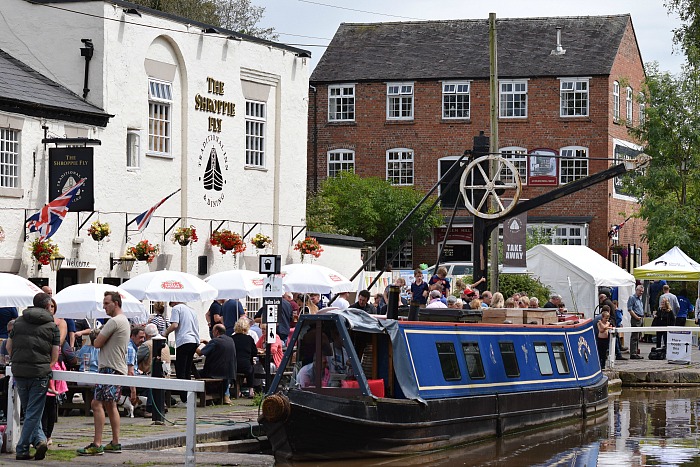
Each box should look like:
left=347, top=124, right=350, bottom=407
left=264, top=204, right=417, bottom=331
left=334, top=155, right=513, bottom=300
left=232, top=317, right=258, bottom=397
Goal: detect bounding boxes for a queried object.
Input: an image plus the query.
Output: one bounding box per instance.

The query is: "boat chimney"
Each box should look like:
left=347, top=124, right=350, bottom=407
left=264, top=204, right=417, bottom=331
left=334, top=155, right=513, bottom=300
left=551, top=27, right=566, bottom=55
left=386, top=285, right=400, bottom=320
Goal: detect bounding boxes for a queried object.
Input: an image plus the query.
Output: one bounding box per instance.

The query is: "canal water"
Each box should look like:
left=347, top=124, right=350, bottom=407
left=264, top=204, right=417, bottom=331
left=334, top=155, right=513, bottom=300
left=277, top=387, right=700, bottom=466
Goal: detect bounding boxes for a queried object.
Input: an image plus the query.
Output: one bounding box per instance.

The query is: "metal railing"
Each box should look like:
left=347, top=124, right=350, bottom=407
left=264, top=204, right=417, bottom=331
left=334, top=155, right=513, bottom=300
left=6, top=368, right=204, bottom=466
left=607, top=326, right=700, bottom=369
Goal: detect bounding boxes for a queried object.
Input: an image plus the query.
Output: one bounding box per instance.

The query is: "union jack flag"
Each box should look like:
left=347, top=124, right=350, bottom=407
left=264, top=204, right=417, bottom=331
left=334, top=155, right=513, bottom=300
left=131, top=189, right=181, bottom=232
left=26, top=178, right=86, bottom=240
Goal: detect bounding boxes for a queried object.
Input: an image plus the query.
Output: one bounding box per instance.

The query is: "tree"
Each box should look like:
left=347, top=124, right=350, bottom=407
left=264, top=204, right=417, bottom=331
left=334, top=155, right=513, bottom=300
left=217, top=0, right=278, bottom=41
left=625, top=62, right=700, bottom=260
left=665, top=0, right=700, bottom=64
left=306, top=172, right=444, bottom=262
left=130, top=0, right=277, bottom=40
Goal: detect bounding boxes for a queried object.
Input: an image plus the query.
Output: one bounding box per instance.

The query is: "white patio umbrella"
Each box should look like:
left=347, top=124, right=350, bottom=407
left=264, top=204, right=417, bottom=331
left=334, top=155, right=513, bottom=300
left=54, top=283, right=146, bottom=320
left=121, top=269, right=218, bottom=302
left=281, top=263, right=354, bottom=295
left=205, top=269, right=265, bottom=300
left=0, top=273, right=43, bottom=308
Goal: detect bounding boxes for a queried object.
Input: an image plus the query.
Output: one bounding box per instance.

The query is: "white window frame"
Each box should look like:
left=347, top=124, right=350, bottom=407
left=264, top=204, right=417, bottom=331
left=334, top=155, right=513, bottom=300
left=328, top=84, right=355, bottom=122
left=245, top=100, right=266, bottom=168
left=442, top=81, right=470, bottom=119
left=626, top=86, right=633, bottom=123
left=612, top=81, right=620, bottom=121
left=126, top=129, right=141, bottom=170
left=499, top=146, right=528, bottom=185
left=386, top=82, right=414, bottom=120
left=559, top=78, right=589, bottom=117
left=639, top=92, right=646, bottom=125
left=0, top=128, right=20, bottom=189
left=527, top=223, right=588, bottom=246
left=386, top=148, right=414, bottom=185
left=327, top=149, right=355, bottom=177
left=499, top=80, right=528, bottom=118
left=559, top=146, right=588, bottom=184
left=147, top=78, right=172, bottom=157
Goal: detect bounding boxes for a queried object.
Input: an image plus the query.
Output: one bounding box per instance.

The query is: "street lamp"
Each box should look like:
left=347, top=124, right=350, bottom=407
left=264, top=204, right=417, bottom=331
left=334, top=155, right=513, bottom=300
left=49, top=253, right=65, bottom=272
left=110, top=253, right=136, bottom=272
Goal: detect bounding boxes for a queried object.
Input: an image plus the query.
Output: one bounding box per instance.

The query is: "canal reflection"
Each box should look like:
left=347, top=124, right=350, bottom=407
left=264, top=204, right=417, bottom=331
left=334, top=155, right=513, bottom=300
left=277, top=388, right=700, bottom=466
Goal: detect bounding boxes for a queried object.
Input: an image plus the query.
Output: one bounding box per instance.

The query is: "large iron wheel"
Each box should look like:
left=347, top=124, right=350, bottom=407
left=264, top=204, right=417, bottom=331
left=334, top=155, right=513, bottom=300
left=459, top=155, right=522, bottom=219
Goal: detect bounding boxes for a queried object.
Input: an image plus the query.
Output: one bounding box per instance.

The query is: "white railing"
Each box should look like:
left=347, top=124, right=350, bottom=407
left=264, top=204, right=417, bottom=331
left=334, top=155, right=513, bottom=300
left=607, top=326, right=700, bottom=369
left=6, top=368, right=204, bottom=467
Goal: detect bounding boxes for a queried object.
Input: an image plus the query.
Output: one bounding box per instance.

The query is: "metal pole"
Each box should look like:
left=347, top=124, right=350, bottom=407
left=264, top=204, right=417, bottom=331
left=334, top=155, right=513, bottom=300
left=186, top=391, right=197, bottom=467
left=489, top=12, right=500, bottom=292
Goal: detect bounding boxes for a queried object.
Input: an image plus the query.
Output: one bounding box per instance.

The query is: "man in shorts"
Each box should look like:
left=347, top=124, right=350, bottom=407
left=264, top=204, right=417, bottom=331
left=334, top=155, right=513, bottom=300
left=77, top=291, right=130, bottom=456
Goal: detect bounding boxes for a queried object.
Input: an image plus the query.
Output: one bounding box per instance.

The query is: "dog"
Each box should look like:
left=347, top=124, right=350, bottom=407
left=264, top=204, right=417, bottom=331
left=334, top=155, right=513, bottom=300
left=117, top=394, right=148, bottom=418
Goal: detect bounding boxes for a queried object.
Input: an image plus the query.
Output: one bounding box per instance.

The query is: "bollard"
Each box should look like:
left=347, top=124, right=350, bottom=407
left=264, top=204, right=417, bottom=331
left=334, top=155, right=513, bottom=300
left=386, top=285, right=400, bottom=320
left=151, top=335, right=166, bottom=422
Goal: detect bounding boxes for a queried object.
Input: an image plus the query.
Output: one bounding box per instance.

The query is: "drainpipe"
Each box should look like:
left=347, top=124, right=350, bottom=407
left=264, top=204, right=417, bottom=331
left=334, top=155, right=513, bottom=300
left=80, top=39, right=94, bottom=99
left=309, top=85, right=318, bottom=193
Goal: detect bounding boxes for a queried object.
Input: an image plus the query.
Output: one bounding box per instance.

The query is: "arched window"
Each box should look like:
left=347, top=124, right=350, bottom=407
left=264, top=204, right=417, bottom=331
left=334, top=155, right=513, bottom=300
left=327, top=149, right=355, bottom=177
left=386, top=148, right=414, bottom=185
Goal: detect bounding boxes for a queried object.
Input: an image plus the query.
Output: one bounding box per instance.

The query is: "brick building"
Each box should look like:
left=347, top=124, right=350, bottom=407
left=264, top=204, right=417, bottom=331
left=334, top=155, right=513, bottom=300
left=308, top=15, right=647, bottom=270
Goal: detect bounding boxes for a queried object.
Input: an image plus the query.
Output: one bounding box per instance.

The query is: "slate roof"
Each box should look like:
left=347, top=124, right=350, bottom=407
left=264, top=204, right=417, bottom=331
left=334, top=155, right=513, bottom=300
left=311, top=15, right=635, bottom=83
left=0, top=49, right=111, bottom=126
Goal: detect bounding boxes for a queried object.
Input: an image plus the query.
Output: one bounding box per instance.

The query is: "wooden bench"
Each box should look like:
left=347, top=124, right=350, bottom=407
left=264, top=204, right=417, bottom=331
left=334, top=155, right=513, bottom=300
left=60, top=383, right=94, bottom=416
left=196, top=378, right=225, bottom=407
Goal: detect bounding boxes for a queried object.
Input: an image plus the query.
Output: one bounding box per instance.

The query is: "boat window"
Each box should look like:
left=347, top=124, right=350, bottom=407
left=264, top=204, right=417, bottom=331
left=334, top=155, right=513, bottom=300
left=551, top=342, right=570, bottom=374
left=498, top=342, right=520, bottom=377
left=436, top=342, right=461, bottom=381
left=534, top=342, right=553, bottom=376
left=461, top=342, right=485, bottom=379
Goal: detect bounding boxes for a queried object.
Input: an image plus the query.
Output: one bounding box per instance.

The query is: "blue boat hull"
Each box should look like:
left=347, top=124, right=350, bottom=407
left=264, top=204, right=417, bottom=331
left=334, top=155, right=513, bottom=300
left=262, top=375, right=608, bottom=460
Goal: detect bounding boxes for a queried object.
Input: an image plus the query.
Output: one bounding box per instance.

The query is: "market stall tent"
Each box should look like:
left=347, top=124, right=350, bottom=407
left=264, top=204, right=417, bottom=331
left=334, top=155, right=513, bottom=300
left=633, top=246, right=700, bottom=280
left=526, top=245, right=636, bottom=318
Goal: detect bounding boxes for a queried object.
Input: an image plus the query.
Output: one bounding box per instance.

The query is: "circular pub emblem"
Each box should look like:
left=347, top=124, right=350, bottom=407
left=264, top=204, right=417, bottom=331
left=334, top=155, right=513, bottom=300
left=160, top=281, right=184, bottom=290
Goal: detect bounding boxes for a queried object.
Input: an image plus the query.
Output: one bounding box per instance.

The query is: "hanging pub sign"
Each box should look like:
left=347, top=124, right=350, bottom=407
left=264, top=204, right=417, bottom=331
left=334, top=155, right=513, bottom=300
left=528, top=148, right=558, bottom=186
left=49, top=147, right=94, bottom=211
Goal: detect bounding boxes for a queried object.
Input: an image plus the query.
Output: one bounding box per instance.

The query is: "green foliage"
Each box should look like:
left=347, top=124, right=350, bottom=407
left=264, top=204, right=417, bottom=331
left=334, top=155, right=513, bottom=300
left=129, top=0, right=277, bottom=40
left=497, top=274, right=552, bottom=305
left=626, top=62, right=700, bottom=259
left=665, top=0, right=700, bottom=64
left=252, top=390, right=264, bottom=407
left=306, top=172, right=443, bottom=252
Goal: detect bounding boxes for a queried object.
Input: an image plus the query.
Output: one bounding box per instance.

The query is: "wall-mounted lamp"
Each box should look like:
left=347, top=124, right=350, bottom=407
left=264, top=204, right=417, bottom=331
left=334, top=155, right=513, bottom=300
left=110, top=253, right=136, bottom=272
left=49, top=254, right=65, bottom=272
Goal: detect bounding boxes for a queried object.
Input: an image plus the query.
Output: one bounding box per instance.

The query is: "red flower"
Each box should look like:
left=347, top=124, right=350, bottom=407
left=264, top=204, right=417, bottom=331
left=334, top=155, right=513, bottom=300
left=210, top=230, right=246, bottom=255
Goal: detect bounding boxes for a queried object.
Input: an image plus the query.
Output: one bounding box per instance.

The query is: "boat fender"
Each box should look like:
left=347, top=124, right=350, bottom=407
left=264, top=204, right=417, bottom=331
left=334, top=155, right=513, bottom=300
left=261, top=393, right=291, bottom=423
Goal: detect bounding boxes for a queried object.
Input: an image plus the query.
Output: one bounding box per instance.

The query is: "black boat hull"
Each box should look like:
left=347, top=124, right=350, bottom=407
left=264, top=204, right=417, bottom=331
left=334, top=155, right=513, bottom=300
left=261, top=376, right=609, bottom=460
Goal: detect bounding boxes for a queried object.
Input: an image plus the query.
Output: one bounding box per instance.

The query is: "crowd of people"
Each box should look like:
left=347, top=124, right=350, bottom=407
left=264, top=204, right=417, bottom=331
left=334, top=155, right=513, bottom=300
left=0, top=286, right=301, bottom=460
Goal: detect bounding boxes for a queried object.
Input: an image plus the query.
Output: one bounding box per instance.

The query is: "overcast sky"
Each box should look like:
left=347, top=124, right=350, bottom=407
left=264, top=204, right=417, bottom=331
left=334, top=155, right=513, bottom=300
left=257, top=0, right=685, bottom=74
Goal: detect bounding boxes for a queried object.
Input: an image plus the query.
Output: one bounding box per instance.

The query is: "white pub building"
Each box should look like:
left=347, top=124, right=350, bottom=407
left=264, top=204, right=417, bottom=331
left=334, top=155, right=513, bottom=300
left=0, top=0, right=315, bottom=301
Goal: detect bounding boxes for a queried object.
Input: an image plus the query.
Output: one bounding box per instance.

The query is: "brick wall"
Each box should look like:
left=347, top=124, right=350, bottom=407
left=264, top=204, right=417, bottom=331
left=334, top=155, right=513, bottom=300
left=308, top=21, right=648, bottom=268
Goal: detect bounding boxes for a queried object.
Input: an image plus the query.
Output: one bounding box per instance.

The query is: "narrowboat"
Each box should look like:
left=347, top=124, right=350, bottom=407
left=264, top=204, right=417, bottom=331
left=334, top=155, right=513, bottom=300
left=259, top=308, right=608, bottom=460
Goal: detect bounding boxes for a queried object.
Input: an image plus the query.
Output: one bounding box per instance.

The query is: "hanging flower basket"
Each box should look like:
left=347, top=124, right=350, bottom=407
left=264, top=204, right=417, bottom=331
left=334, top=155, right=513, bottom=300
left=610, top=244, right=629, bottom=258
left=210, top=229, right=246, bottom=255
left=251, top=233, right=273, bottom=250
left=87, top=220, right=111, bottom=242
left=294, top=236, right=323, bottom=261
left=127, top=240, right=159, bottom=263
left=171, top=225, right=198, bottom=246
left=29, top=238, right=60, bottom=266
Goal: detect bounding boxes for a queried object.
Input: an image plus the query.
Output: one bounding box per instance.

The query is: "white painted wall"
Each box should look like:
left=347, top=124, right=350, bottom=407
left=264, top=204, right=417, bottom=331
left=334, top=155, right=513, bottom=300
left=0, top=0, right=310, bottom=335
